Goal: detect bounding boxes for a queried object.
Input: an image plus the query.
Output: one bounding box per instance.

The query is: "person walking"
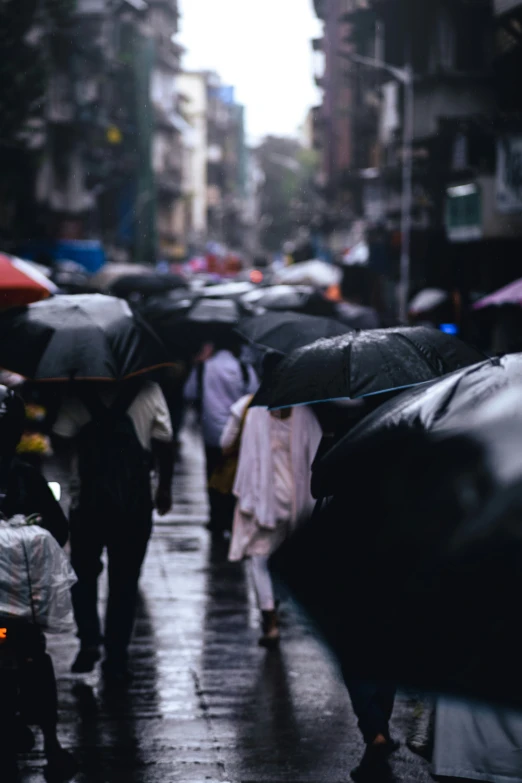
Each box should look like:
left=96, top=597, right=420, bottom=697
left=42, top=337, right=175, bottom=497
left=336, top=267, right=381, bottom=329
left=184, top=334, right=258, bottom=536
left=0, top=385, right=77, bottom=780
left=225, top=355, right=322, bottom=646
left=53, top=378, right=174, bottom=683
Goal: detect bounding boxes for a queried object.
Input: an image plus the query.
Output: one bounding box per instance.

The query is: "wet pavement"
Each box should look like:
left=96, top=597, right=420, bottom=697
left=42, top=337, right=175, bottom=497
left=21, top=413, right=433, bottom=782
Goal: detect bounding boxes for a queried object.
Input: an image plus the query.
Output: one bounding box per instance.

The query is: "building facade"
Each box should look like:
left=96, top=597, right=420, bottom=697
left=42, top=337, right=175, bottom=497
left=312, top=0, right=522, bottom=306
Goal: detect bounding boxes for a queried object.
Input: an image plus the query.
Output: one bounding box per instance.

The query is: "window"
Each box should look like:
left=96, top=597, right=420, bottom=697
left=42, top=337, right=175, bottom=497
left=445, top=183, right=482, bottom=241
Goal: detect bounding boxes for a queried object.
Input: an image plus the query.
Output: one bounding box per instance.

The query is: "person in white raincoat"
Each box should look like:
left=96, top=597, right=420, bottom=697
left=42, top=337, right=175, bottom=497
left=222, top=380, right=322, bottom=647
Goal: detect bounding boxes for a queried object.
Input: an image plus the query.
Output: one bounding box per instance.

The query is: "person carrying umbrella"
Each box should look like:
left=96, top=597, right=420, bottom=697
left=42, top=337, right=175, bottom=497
left=0, top=295, right=180, bottom=683
left=184, top=332, right=258, bottom=537
left=335, top=267, right=381, bottom=330
left=53, top=377, right=174, bottom=682
left=224, top=353, right=322, bottom=647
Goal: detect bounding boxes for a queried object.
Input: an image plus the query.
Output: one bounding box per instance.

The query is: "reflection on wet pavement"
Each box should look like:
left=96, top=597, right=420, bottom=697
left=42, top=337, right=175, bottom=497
left=21, top=418, right=432, bottom=782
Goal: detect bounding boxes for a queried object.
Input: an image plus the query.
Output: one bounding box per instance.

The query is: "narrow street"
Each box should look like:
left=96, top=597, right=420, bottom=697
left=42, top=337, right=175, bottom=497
left=22, top=416, right=433, bottom=783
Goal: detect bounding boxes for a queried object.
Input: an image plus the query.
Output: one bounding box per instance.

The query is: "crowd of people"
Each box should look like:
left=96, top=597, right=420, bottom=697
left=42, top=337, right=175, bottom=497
left=0, top=261, right=521, bottom=783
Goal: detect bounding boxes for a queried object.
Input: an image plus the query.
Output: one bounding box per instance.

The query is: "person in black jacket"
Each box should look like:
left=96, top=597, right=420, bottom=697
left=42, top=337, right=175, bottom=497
left=0, top=386, right=76, bottom=780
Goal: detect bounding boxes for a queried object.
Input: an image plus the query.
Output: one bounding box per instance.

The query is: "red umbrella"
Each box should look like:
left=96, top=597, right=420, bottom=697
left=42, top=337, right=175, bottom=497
left=0, top=254, right=57, bottom=309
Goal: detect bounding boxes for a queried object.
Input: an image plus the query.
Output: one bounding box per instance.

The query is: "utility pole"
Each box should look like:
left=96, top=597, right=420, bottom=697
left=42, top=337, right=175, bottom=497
left=133, top=28, right=156, bottom=265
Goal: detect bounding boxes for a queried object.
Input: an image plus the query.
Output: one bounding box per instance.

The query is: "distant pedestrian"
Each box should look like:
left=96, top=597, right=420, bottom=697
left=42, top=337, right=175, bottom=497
left=225, top=354, right=322, bottom=647
left=184, top=334, right=258, bottom=536
left=336, top=267, right=381, bottom=329
left=53, top=378, right=174, bottom=683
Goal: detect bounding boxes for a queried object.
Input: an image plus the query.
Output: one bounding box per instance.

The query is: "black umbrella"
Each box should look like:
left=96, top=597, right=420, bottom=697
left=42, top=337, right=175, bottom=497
left=0, top=294, right=174, bottom=381
left=271, top=378, right=522, bottom=708
left=186, top=297, right=243, bottom=324
left=241, top=285, right=314, bottom=310
left=237, top=311, right=353, bottom=356
left=200, top=281, right=255, bottom=299
left=241, top=285, right=337, bottom=318
left=138, top=295, right=246, bottom=360
left=259, top=326, right=484, bottom=409
left=109, top=273, right=187, bottom=299
left=314, top=353, right=522, bottom=498
left=137, top=292, right=201, bottom=359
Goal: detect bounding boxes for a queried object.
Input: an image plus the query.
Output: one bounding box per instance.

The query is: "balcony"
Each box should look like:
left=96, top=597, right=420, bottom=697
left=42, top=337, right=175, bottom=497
left=313, top=0, right=326, bottom=20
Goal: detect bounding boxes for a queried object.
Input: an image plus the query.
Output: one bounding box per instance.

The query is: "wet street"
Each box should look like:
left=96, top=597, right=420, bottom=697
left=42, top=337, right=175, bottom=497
left=22, top=415, right=433, bottom=783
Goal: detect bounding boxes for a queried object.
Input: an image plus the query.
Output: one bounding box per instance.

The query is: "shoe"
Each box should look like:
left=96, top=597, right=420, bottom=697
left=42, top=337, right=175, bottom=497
left=102, top=657, right=132, bottom=687
left=44, top=747, right=78, bottom=781
left=407, top=700, right=434, bottom=759
left=71, top=645, right=101, bottom=673
left=259, top=610, right=280, bottom=648
left=15, top=716, right=35, bottom=753
left=350, top=739, right=399, bottom=781
left=372, top=738, right=400, bottom=758
left=351, top=759, right=392, bottom=782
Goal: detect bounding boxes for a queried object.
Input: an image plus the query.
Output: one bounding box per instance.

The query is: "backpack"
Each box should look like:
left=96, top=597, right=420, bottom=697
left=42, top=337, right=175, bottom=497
left=76, top=385, right=152, bottom=518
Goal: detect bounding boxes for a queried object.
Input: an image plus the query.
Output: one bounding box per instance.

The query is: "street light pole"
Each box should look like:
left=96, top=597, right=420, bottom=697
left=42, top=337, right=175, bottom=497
left=399, top=64, right=414, bottom=325
left=338, top=51, right=414, bottom=323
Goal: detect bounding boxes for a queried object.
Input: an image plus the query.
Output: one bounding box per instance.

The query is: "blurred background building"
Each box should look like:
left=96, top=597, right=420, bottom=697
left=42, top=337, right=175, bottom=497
left=311, top=0, right=522, bottom=303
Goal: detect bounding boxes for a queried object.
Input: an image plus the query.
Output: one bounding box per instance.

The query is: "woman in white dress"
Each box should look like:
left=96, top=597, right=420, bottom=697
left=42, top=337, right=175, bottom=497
left=221, top=382, right=322, bottom=647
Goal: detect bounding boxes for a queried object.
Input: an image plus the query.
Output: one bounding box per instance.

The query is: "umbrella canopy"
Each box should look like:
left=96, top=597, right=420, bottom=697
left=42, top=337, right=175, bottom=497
left=137, top=293, right=202, bottom=359
left=138, top=294, right=246, bottom=360
left=259, top=326, right=484, bottom=409
left=473, top=277, right=522, bottom=310
left=186, top=297, right=243, bottom=325
left=271, top=407, right=522, bottom=707
left=237, top=311, right=353, bottom=356
left=90, top=263, right=152, bottom=292
left=241, top=285, right=316, bottom=311
left=200, top=281, right=255, bottom=298
left=313, top=354, right=522, bottom=498
left=109, top=273, right=187, bottom=299
left=274, top=260, right=342, bottom=288
left=0, top=294, right=174, bottom=382
left=0, top=254, right=57, bottom=308
left=408, top=287, right=448, bottom=315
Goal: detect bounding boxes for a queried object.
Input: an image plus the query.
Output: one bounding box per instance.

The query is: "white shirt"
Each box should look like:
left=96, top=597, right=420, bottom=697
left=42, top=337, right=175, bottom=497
left=53, top=381, right=173, bottom=450
left=270, top=413, right=293, bottom=521
left=53, top=382, right=173, bottom=509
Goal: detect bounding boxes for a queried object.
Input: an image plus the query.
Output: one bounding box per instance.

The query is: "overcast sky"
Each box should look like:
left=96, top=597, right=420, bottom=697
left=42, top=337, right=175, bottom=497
left=178, top=0, right=322, bottom=143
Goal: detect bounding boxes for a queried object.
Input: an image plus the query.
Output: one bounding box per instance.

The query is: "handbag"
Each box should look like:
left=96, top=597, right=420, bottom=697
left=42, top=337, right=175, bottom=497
left=209, top=396, right=253, bottom=495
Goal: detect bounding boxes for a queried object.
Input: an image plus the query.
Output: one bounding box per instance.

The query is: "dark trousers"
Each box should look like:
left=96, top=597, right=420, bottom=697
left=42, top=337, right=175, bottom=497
left=70, top=507, right=152, bottom=661
left=17, top=627, right=58, bottom=736
left=0, top=623, right=58, bottom=738
left=342, top=675, right=396, bottom=745
left=205, top=446, right=236, bottom=534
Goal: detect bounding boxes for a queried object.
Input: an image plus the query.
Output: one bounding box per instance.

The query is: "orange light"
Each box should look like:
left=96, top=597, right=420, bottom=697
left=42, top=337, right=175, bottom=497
left=250, top=270, right=263, bottom=283
left=325, top=284, right=342, bottom=302
left=0, top=628, right=7, bottom=644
